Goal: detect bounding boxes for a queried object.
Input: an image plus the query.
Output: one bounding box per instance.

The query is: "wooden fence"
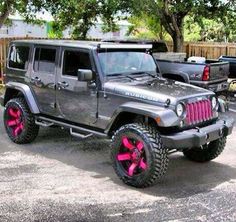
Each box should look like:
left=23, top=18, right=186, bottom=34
left=166, top=41, right=236, bottom=59
left=1, top=37, right=236, bottom=79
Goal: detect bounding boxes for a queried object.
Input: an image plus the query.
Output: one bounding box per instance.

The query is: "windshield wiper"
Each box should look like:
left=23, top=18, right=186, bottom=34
left=129, top=71, right=157, bottom=78
left=106, top=73, right=123, bottom=77
left=106, top=73, right=136, bottom=80
left=106, top=72, right=158, bottom=80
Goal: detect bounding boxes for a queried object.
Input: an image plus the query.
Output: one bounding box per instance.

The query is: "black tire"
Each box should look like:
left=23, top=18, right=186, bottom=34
left=4, top=98, right=39, bottom=144
left=183, top=137, right=226, bottom=162
left=111, top=123, right=169, bottom=188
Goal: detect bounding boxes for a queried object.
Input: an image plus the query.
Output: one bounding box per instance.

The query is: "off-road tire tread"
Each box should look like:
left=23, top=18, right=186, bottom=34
left=111, top=123, right=169, bottom=188
left=4, top=98, right=39, bottom=144
left=183, top=137, right=226, bottom=162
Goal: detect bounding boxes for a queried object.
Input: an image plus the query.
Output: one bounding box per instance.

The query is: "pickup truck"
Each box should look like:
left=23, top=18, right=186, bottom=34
left=219, top=55, right=236, bottom=78
left=157, top=58, right=229, bottom=94
left=103, top=39, right=230, bottom=94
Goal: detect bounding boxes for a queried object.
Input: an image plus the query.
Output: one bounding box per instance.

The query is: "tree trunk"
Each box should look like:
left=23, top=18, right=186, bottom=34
left=0, top=8, right=10, bottom=29
left=172, top=33, right=184, bottom=52
left=81, top=27, right=88, bottom=40
left=0, top=0, right=13, bottom=29
left=159, top=24, right=163, bottom=40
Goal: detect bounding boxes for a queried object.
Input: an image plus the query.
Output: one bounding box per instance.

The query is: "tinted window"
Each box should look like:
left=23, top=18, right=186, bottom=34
left=8, top=45, right=30, bottom=70
left=152, top=42, right=168, bottom=53
left=33, top=48, right=56, bottom=73
left=63, top=50, right=91, bottom=76
left=98, top=51, right=157, bottom=76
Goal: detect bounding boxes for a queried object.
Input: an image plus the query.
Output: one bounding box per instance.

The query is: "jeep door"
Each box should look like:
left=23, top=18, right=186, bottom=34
left=56, top=48, right=97, bottom=125
left=30, top=45, right=58, bottom=115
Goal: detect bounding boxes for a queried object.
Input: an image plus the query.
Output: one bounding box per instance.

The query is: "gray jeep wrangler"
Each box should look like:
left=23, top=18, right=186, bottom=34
left=0, top=40, right=234, bottom=188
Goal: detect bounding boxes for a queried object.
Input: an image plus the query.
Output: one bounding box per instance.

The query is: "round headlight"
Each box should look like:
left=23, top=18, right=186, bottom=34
left=176, top=103, right=184, bottom=117
left=211, top=97, right=217, bottom=109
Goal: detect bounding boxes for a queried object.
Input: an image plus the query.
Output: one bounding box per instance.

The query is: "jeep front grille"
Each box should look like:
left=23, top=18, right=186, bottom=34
left=186, top=99, right=213, bottom=125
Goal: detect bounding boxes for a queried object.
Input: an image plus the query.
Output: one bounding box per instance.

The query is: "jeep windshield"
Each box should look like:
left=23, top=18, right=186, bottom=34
left=97, top=51, right=157, bottom=76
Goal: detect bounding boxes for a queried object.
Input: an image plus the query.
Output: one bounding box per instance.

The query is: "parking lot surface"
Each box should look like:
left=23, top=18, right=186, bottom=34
left=0, top=106, right=236, bottom=222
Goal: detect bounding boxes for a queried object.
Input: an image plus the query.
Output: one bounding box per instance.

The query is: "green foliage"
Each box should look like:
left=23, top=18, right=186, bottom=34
left=44, top=0, right=130, bottom=39
left=48, top=0, right=99, bottom=39
left=116, top=0, right=236, bottom=51
left=186, top=18, right=236, bottom=42
left=47, top=21, right=63, bottom=39
left=0, top=0, right=56, bottom=28
left=1, top=0, right=236, bottom=45
left=4, top=18, right=12, bottom=27
left=101, top=19, right=119, bottom=33
left=127, top=13, right=173, bottom=40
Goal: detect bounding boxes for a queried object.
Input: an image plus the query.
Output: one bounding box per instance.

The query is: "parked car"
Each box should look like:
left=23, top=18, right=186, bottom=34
left=103, top=39, right=230, bottom=94
left=0, top=40, right=234, bottom=188
left=219, top=55, right=236, bottom=78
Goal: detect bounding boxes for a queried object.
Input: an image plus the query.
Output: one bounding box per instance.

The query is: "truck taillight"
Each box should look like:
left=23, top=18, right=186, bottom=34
left=202, top=66, right=210, bottom=81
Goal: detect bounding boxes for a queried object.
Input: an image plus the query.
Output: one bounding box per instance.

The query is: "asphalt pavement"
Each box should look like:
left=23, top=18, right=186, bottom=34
left=0, top=106, right=236, bottom=222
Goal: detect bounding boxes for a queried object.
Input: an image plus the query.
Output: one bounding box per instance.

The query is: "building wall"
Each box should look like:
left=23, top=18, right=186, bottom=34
left=0, top=20, right=47, bottom=38
left=87, top=23, right=129, bottom=39
left=0, top=19, right=130, bottom=39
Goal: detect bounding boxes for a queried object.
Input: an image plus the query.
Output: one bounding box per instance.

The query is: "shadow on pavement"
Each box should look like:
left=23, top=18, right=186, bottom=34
left=18, top=126, right=236, bottom=200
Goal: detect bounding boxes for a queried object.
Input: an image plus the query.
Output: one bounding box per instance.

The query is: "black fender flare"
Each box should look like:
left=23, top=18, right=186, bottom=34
left=105, top=102, right=179, bottom=134
left=4, top=82, right=40, bottom=114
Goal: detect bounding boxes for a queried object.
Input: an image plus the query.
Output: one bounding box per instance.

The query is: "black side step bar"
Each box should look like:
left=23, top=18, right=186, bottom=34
left=70, top=128, right=93, bottom=139
left=35, top=116, right=107, bottom=138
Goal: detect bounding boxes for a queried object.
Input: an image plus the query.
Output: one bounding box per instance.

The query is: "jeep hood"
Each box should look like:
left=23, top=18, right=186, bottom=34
left=104, top=78, right=213, bottom=105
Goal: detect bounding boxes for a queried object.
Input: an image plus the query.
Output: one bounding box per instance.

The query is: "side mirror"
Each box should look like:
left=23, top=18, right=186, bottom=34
left=78, top=69, right=93, bottom=81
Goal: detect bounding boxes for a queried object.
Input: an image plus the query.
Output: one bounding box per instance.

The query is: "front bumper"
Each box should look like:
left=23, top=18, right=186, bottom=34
left=161, top=118, right=234, bottom=149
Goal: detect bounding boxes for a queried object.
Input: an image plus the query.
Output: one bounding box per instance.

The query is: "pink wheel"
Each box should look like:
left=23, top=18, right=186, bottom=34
left=117, top=136, right=147, bottom=177
left=5, top=107, right=24, bottom=137
left=111, top=123, right=169, bottom=188
left=4, top=98, right=39, bottom=144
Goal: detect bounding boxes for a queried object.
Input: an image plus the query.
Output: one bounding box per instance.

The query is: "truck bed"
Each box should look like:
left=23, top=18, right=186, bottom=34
left=219, top=56, right=236, bottom=78
left=156, top=59, right=229, bottom=93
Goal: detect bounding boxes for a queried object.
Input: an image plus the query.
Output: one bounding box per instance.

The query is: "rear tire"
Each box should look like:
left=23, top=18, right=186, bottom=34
left=4, top=98, right=39, bottom=144
left=111, top=123, right=169, bottom=188
left=183, top=137, right=226, bottom=162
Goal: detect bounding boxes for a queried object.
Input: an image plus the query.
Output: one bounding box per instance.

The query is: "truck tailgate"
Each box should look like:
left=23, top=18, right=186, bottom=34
left=209, top=62, right=229, bottom=81
left=219, top=56, right=236, bottom=78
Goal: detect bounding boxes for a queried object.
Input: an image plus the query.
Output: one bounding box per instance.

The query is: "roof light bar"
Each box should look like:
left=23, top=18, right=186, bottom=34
left=98, top=43, right=153, bottom=49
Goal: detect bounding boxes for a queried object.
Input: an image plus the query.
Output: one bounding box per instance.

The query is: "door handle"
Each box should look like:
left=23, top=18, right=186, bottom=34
left=88, top=81, right=96, bottom=89
left=58, top=81, right=69, bottom=89
left=31, top=77, right=41, bottom=83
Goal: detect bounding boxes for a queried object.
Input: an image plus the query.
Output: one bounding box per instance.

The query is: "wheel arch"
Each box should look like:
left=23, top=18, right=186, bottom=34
left=162, top=72, right=189, bottom=83
left=105, top=102, right=179, bottom=136
left=4, top=82, right=40, bottom=114
left=106, top=111, right=157, bottom=137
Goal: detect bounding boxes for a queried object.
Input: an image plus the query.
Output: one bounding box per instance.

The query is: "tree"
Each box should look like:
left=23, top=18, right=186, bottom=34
left=0, top=0, right=17, bottom=28
left=127, top=13, right=167, bottom=40
left=194, top=2, right=236, bottom=42
left=118, top=0, right=235, bottom=52
left=0, top=0, right=129, bottom=40
left=45, top=0, right=128, bottom=40
left=0, top=0, right=50, bottom=28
